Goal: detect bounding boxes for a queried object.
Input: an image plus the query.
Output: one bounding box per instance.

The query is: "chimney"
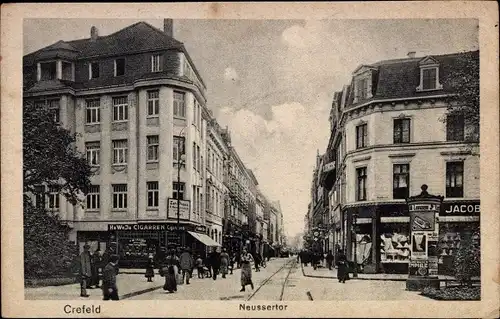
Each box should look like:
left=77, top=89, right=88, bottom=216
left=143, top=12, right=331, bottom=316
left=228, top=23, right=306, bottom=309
left=90, top=26, right=99, bottom=41
left=164, top=19, right=173, bottom=37
left=407, top=51, right=416, bottom=58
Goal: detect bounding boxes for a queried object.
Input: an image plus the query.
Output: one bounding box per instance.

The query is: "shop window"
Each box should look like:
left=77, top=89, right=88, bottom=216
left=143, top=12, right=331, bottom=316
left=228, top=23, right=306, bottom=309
left=173, top=91, right=186, bottom=118
left=147, top=90, right=159, bottom=117
left=172, top=182, right=185, bottom=200
left=393, top=164, right=410, bottom=199
left=356, top=167, right=367, bottom=201
left=446, top=114, right=465, bottom=141
left=86, top=185, right=100, bottom=210
left=112, top=96, right=128, bottom=122
left=147, top=135, right=159, bottom=162
left=85, top=99, right=100, bottom=124
left=446, top=162, right=464, bottom=197
left=380, top=224, right=411, bottom=264
left=112, top=184, right=128, bottom=209
left=114, top=58, right=125, bottom=77
left=147, top=182, right=159, bottom=208
left=86, top=142, right=100, bottom=167
left=112, top=139, right=128, bottom=165
left=356, top=123, right=368, bottom=149
left=48, top=185, right=60, bottom=210
left=393, top=118, right=410, bottom=144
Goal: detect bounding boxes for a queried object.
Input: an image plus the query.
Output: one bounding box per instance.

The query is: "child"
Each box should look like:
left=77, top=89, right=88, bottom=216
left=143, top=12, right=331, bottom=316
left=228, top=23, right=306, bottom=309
left=195, top=255, right=204, bottom=279
left=145, top=255, right=155, bottom=282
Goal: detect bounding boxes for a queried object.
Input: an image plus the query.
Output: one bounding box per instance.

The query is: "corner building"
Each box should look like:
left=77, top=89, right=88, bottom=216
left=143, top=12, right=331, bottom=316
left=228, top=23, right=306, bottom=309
left=23, top=20, right=218, bottom=267
left=321, top=51, right=480, bottom=274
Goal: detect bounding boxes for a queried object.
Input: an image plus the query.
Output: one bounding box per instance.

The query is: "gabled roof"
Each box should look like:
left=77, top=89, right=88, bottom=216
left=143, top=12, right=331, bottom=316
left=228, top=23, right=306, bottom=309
left=345, top=50, right=479, bottom=108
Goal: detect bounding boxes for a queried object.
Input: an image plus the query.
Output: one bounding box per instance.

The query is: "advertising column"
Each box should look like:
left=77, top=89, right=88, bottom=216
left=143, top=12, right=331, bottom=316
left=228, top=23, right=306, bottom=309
left=405, top=185, right=443, bottom=291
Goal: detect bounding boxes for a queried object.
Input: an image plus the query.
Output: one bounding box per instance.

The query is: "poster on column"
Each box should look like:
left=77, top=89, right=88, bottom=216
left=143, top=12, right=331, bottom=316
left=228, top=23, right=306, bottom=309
left=411, top=232, right=428, bottom=260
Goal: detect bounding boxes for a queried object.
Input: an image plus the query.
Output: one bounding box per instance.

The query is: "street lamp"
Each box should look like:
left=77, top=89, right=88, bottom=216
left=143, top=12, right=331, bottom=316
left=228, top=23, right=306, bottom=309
left=177, top=128, right=186, bottom=248
left=352, top=213, right=358, bottom=278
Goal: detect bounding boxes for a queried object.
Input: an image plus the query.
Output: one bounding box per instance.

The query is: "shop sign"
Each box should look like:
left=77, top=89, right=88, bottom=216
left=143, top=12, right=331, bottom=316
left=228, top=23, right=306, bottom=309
left=193, top=225, right=206, bottom=233
left=167, top=199, right=190, bottom=220
left=442, top=202, right=480, bottom=216
left=108, top=223, right=168, bottom=231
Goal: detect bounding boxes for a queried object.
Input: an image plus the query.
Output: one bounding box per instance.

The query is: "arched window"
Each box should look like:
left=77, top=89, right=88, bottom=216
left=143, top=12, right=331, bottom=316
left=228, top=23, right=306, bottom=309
left=219, top=231, right=222, bottom=244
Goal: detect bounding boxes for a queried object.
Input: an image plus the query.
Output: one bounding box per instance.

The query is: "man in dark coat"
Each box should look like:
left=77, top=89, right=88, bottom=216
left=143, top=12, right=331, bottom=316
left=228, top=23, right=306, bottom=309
left=336, top=249, right=348, bottom=283
left=207, top=247, right=221, bottom=280
left=326, top=250, right=334, bottom=270
left=79, top=244, right=92, bottom=297
left=102, top=254, right=120, bottom=300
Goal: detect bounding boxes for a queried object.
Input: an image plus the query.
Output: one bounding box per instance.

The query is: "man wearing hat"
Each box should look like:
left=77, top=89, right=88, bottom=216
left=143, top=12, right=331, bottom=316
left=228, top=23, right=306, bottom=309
left=102, top=254, right=120, bottom=300
left=79, top=243, right=92, bottom=297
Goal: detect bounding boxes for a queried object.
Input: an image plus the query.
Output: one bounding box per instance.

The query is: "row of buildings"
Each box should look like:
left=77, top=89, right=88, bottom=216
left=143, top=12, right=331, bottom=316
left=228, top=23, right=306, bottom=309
left=23, top=20, right=285, bottom=267
left=305, top=50, right=479, bottom=274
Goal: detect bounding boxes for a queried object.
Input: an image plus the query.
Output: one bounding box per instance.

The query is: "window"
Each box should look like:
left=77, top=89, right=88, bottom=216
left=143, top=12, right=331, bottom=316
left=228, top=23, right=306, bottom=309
left=147, top=90, right=159, bottom=117
left=173, top=91, right=186, bottom=118
left=112, top=96, right=128, bottom=122
left=85, top=142, right=100, bottom=166
left=173, top=136, right=185, bottom=164
left=446, top=114, right=465, bottom=141
left=40, top=62, right=56, bottom=81
left=147, top=135, right=159, bottom=162
left=34, top=185, right=45, bottom=208
left=48, top=185, right=60, bottom=210
left=112, top=139, right=128, bottom=165
left=89, top=62, right=99, bottom=79
left=86, top=99, right=100, bottom=124
left=173, top=182, right=185, bottom=200
left=446, top=162, right=464, bottom=197
left=193, top=143, right=197, bottom=171
left=356, top=124, right=368, bottom=149
left=422, top=68, right=437, bottom=90
left=393, top=164, right=410, bottom=199
left=151, top=54, right=162, bottom=73
left=86, top=185, right=100, bottom=210
left=197, top=145, right=201, bottom=171
left=114, top=58, right=125, bottom=76
left=356, top=78, right=369, bottom=100
left=147, top=182, right=159, bottom=208
left=192, top=186, right=197, bottom=214
left=112, top=184, right=128, bottom=209
left=394, top=118, right=411, bottom=144
left=356, top=167, right=367, bottom=201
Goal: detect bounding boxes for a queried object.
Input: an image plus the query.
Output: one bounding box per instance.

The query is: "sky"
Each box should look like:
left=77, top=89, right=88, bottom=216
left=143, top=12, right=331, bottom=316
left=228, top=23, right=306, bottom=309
left=24, top=18, right=478, bottom=238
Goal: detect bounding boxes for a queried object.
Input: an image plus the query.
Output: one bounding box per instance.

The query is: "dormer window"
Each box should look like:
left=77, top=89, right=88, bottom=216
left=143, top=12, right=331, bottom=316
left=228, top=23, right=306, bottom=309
left=114, top=58, right=125, bottom=77
left=40, top=62, right=57, bottom=81
left=89, top=62, right=100, bottom=79
left=151, top=54, right=162, bottom=72
left=352, top=65, right=375, bottom=103
left=37, top=60, right=75, bottom=82
left=416, top=56, right=443, bottom=92
left=356, top=78, right=369, bottom=100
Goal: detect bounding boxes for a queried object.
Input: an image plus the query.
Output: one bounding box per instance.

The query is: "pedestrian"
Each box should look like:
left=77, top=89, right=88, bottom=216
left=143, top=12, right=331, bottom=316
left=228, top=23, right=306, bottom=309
left=336, top=249, right=348, bottom=283
left=220, top=248, right=230, bottom=279
left=208, top=247, right=221, bottom=280
left=101, top=254, right=120, bottom=301
left=326, top=250, right=334, bottom=270
left=90, top=248, right=101, bottom=288
left=79, top=243, right=92, bottom=297
left=160, top=249, right=179, bottom=293
left=239, top=247, right=254, bottom=292
left=179, top=248, right=194, bottom=285
left=253, top=251, right=261, bottom=272
left=195, top=255, right=205, bottom=278
left=145, top=254, right=155, bottom=282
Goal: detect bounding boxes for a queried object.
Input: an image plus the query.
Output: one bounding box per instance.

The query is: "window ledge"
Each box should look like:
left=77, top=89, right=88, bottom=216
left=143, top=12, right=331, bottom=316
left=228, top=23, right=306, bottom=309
left=146, top=160, right=159, bottom=164
left=85, top=123, right=101, bottom=126
left=146, top=115, right=159, bottom=119
left=416, top=85, right=443, bottom=92
left=85, top=209, right=100, bottom=213
left=111, top=209, right=127, bottom=212
left=146, top=208, right=159, bottom=211
left=112, top=120, right=129, bottom=124
left=173, top=116, right=186, bottom=120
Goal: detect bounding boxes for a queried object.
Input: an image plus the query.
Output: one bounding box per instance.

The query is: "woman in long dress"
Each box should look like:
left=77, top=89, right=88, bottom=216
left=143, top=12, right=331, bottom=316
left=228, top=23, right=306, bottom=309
left=220, top=248, right=230, bottom=279
left=240, top=247, right=254, bottom=292
left=336, top=249, right=348, bottom=283
left=160, top=249, right=179, bottom=293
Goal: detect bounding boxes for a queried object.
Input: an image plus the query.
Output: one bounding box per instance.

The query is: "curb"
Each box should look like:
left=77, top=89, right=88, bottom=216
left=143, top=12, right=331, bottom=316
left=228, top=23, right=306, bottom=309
left=121, top=285, right=164, bottom=299
left=300, top=263, right=407, bottom=282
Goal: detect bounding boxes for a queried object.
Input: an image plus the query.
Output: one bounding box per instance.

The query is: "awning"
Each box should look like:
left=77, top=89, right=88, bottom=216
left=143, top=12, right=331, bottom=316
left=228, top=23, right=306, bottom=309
left=187, top=231, right=221, bottom=247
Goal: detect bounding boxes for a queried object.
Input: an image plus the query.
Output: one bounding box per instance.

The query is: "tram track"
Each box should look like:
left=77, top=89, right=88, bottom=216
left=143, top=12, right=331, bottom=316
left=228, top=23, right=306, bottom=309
left=246, top=258, right=297, bottom=301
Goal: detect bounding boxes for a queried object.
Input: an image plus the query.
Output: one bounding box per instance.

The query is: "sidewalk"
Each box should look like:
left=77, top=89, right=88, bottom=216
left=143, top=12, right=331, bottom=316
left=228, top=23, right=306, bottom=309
left=301, top=263, right=464, bottom=281
left=25, top=273, right=163, bottom=300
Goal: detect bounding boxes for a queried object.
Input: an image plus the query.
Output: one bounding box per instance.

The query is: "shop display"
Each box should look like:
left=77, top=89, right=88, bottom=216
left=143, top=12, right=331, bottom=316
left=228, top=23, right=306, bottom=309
left=380, top=232, right=410, bottom=263
left=438, top=231, right=462, bottom=264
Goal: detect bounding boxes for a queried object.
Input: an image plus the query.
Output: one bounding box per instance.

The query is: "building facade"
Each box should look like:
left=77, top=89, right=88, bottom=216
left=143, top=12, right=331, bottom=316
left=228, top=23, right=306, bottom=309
left=24, top=20, right=220, bottom=267
left=318, top=50, right=480, bottom=274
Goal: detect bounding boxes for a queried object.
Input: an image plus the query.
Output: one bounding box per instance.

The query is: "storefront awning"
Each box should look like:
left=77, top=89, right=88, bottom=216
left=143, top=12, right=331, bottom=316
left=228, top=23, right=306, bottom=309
left=187, top=231, right=221, bottom=247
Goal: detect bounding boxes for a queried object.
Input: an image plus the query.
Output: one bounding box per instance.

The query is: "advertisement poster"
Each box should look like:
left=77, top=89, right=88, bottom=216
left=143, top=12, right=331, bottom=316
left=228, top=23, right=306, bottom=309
left=167, top=199, right=191, bottom=220
left=410, top=211, right=435, bottom=231
left=428, top=256, right=439, bottom=276
left=411, top=232, right=427, bottom=259
left=409, top=260, right=429, bottom=276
